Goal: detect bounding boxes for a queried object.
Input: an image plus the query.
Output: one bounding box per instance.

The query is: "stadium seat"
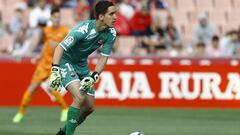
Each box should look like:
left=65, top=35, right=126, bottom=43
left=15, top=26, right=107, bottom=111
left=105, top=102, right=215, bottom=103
left=213, top=0, right=233, bottom=12
left=195, top=0, right=214, bottom=12
left=151, top=9, right=169, bottom=25
left=116, top=36, right=137, bottom=56
left=232, top=0, right=240, bottom=9
left=60, top=8, right=75, bottom=28
left=0, top=35, right=14, bottom=52
left=176, top=0, right=195, bottom=12
left=208, top=11, right=227, bottom=26
left=227, top=11, right=240, bottom=23
left=0, top=0, right=4, bottom=10
left=165, top=0, right=177, bottom=9
left=187, top=10, right=199, bottom=23
left=181, top=23, right=195, bottom=44
left=171, top=10, right=188, bottom=26
left=1, top=6, right=15, bottom=24
left=5, top=0, right=19, bottom=6
left=222, top=22, right=240, bottom=34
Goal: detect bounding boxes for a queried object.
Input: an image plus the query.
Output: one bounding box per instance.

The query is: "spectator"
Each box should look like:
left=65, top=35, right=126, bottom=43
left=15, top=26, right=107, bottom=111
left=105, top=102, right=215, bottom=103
left=29, top=0, right=51, bottom=29
left=9, top=7, right=25, bottom=35
left=0, top=11, right=7, bottom=37
left=7, top=27, right=32, bottom=57
left=164, top=15, right=181, bottom=48
left=132, top=0, right=148, bottom=11
left=29, top=0, right=51, bottom=52
left=140, top=17, right=165, bottom=55
left=74, top=0, right=90, bottom=22
left=48, top=0, right=64, bottom=8
left=129, top=4, right=152, bottom=36
left=235, top=29, right=240, bottom=56
left=118, top=0, right=135, bottom=20
left=114, top=12, right=130, bottom=35
left=152, top=0, right=168, bottom=9
left=192, top=13, right=218, bottom=46
left=220, top=30, right=240, bottom=57
left=193, top=42, right=206, bottom=57
left=89, top=0, right=101, bottom=19
left=27, top=0, right=38, bottom=7
left=62, top=0, right=78, bottom=8
left=205, top=35, right=224, bottom=57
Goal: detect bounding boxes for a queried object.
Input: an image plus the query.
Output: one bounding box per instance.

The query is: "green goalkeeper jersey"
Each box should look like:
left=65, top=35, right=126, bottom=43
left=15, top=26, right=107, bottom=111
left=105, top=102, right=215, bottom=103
left=59, top=19, right=116, bottom=67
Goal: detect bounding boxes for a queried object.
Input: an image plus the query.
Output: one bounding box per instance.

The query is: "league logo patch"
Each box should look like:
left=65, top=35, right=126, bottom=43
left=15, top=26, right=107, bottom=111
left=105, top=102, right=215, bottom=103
left=64, top=36, right=74, bottom=46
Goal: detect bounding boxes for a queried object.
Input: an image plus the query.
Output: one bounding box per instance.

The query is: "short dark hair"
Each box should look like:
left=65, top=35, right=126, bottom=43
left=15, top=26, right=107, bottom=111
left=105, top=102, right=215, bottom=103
left=212, top=35, right=219, bottom=41
left=51, top=7, right=60, bottom=15
left=95, top=1, right=114, bottom=19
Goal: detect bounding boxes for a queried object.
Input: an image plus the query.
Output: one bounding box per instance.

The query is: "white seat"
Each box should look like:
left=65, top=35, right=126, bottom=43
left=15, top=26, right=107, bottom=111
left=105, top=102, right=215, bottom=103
left=116, top=36, right=137, bottom=56
left=196, top=0, right=214, bottom=12
left=176, top=0, right=195, bottom=12
left=213, top=0, right=233, bottom=12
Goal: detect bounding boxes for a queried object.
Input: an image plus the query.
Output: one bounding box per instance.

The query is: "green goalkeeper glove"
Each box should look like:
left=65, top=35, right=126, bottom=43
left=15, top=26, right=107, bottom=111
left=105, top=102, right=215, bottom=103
left=79, top=72, right=99, bottom=92
left=49, top=64, right=62, bottom=90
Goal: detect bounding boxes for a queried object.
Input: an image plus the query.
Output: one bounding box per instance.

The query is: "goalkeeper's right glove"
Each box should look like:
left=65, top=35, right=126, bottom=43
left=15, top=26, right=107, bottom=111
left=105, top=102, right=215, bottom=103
left=49, top=64, right=62, bottom=90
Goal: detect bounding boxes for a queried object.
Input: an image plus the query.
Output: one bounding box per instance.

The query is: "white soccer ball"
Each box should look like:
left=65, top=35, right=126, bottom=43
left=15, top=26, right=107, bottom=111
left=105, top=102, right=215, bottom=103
left=130, top=132, right=144, bottom=135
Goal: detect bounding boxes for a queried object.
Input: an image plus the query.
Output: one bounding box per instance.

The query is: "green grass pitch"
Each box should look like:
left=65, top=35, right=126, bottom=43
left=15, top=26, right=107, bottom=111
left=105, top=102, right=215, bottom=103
left=0, top=107, right=240, bottom=135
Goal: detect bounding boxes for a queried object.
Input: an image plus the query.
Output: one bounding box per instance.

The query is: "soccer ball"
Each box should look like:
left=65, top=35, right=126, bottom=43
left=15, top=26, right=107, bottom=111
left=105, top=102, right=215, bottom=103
left=130, top=132, right=144, bottom=135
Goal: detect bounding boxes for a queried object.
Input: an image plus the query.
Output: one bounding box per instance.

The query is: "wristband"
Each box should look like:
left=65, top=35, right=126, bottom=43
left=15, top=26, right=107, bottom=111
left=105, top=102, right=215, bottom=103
left=52, top=64, right=60, bottom=72
left=91, top=71, right=100, bottom=82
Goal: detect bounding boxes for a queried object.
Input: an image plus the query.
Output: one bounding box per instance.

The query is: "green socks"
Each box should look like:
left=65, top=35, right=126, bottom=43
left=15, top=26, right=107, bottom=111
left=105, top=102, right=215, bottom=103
left=61, top=107, right=86, bottom=135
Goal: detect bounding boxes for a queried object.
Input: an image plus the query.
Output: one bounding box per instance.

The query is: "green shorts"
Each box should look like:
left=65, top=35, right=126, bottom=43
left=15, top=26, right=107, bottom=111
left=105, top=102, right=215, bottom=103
left=59, top=59, right=94, bottom=96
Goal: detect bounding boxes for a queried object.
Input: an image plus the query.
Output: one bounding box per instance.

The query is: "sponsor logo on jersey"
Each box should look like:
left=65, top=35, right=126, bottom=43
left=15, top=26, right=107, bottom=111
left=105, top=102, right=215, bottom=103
left=85, top=29, right=97, bottom=40
left=64, top=36, right=74, bottom=46
left=76, top=23, right=89, bottom=34
left=109, top=28, right=117, bottom=37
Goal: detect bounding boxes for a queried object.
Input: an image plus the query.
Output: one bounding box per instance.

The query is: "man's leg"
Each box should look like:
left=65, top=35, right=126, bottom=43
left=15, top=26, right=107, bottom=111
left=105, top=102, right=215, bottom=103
left=51, top=90, right=69, bottom=122
left=60, top=81, right=86, bottom=135
left=61, top=93, right=94, bottom=133
left=79, top=94, right=94, bottom=125
left=12, top=83, right=40, bottom=123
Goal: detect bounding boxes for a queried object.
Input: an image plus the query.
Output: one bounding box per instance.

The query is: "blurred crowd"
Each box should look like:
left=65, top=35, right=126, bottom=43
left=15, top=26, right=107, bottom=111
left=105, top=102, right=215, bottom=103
left=0, top=0, right=240, bottom=58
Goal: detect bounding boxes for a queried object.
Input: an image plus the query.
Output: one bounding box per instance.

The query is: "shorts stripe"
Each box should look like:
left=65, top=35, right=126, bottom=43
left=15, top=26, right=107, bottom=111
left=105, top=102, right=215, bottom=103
left=101, top=53, right=110, bottom=57
left=87, top=92, right=94, bottom=97
left=64, top=79, right=80, bottom=88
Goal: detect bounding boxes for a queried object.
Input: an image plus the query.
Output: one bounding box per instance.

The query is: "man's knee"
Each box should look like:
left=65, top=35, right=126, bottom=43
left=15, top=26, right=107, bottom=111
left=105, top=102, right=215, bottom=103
left=87, top=107, right=94, bottom=114
left=83, top=107, right=94, bottom=116
left=73, top=95, right=85, bottom=105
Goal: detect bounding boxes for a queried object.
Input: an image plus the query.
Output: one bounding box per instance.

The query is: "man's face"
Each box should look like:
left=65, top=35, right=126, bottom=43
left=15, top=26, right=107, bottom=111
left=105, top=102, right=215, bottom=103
left=199, top=19, right=207, bottom=27
left=101, top=6, right=117, bottom=28
left=51, top=12, right=61, bottom=27
left=39, top=0, right=47, bottom=9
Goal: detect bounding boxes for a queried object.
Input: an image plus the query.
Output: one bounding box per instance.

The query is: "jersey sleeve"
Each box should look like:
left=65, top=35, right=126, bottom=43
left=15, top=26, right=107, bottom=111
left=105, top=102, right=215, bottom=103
left=101, top=28, right=117, bottom=56
left=59, top=22, right=90, bottom=51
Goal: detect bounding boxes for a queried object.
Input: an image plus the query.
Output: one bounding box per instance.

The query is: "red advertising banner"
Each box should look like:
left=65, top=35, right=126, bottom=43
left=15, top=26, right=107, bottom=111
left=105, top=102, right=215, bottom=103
left=1, top=57, right=240, bottom=108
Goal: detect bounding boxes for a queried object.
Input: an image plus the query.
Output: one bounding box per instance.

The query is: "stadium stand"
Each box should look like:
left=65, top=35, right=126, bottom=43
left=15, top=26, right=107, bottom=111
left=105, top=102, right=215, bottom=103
left=0, top=0, right=239, bottom=57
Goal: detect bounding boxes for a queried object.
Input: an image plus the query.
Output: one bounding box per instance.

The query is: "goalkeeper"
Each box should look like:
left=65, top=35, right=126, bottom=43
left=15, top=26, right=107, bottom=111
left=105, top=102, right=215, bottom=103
left=51, top=1, right=117, bottom=135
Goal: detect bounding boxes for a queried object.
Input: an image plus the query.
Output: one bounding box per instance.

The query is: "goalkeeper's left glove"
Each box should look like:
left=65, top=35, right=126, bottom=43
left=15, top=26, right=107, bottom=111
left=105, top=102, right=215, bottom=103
left=79, top=71, right=99, bottom=92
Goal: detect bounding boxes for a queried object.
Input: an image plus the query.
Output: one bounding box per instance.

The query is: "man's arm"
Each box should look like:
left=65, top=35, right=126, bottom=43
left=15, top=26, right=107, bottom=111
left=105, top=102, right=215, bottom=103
left=94, top=55, right=108, bottom=74
left=49, top=45, right=64, bottom=90
left=52, top=45, right=64, bottom=65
